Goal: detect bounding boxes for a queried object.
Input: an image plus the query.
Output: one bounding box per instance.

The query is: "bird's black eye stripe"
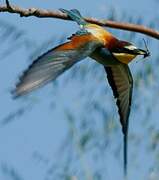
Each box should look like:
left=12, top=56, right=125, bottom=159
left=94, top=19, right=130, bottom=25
left=111, top=47, right=137, bottom=54
left=111, top=47, right=148, bottom=56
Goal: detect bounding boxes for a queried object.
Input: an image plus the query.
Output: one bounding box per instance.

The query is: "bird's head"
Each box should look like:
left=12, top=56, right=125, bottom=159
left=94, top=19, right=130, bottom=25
left=110, top=40, right=150, bottom=64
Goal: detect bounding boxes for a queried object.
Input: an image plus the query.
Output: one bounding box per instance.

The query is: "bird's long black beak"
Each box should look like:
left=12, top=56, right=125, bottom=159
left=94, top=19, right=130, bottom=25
left=135, top=49, right=150, bottom=58
left=122, top=47, right=150, bottom=58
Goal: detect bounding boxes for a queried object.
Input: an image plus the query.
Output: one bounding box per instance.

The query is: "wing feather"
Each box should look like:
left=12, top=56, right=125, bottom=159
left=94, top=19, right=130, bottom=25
left=105, top=64, right=133, bottom=133
left=13, top=34, right=101, bottom=97
left=104, top=64, right=133, bottom=175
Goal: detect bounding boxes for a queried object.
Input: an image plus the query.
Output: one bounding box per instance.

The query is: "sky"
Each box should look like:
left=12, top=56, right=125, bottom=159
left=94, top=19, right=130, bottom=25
left=0, top=0, right=159, bottom=180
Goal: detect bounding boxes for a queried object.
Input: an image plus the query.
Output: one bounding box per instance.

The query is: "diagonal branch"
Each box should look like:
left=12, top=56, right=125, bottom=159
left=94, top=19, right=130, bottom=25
left=0, top=2, right=159, bottom=40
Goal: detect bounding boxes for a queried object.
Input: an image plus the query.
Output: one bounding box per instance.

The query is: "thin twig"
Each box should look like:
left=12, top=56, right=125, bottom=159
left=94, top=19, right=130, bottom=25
left=0, top=1, right=159, bottom=40
left=5, top=0, right=13, bottom=12
left=6, top=0, right=10, bottom=8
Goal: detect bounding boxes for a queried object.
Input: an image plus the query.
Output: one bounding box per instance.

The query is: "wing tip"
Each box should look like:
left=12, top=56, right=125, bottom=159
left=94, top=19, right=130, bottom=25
left=11, top=81, right=32, bottom=99
left=11, top=90, right=18, bottom=100
left=11, top=87, right=22, bottom=99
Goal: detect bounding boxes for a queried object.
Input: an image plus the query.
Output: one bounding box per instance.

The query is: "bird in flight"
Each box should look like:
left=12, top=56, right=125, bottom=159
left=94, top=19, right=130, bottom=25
left=13, top=9, right=150, bottom=176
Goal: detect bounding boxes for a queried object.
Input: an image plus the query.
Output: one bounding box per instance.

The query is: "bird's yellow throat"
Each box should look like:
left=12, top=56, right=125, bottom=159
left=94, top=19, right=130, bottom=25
left=113, top=53, right=137, bottom=64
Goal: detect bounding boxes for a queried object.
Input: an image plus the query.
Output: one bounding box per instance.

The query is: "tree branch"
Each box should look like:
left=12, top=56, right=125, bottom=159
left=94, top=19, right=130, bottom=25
left=0, top=2, right=159, bottom=40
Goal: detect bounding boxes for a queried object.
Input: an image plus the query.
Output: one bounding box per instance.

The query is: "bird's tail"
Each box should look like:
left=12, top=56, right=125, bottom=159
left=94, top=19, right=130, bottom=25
left=59, top=9, right=87, bottom=26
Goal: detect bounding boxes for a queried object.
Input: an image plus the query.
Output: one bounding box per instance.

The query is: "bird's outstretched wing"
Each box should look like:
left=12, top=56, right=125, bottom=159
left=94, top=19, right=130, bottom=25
left=104, top=63, right=133, bottom=175
left=13, top=33, right=102, bottom=97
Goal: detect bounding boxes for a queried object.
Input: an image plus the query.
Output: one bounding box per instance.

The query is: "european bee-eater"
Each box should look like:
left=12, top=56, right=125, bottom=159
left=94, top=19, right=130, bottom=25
left=13, top=9, right=150, bottom=176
